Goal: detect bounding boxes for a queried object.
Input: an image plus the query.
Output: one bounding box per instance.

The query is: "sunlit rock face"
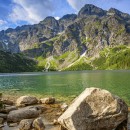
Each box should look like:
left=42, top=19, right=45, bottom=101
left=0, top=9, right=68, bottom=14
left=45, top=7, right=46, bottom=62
left=0, top=4, right=130, bottom=59
left=58, top=88, right=128, bottom=130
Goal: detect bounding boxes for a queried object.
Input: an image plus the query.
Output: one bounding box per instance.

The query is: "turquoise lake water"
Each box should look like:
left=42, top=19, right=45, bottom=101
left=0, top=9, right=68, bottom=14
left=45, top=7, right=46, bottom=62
left=0, top=70, right=130, bottom=104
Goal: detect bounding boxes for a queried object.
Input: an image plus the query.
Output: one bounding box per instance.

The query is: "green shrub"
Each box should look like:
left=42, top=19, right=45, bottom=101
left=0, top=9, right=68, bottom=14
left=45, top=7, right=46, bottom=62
left=92, top=45, right=130, bottom=70
left=65, top=63, right=92, bottom=71
left=0, top=51, right=37, bottom=73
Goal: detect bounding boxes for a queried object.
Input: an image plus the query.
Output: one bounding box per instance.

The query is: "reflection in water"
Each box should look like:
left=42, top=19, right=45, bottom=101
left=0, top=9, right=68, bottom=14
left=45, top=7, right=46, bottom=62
left=0, top=70, right=130, bottom=104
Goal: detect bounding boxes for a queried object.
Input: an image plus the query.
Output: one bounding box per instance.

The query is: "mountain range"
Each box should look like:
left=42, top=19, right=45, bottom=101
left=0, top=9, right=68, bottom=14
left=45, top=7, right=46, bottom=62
left=0, top=4, right=130, bottom=72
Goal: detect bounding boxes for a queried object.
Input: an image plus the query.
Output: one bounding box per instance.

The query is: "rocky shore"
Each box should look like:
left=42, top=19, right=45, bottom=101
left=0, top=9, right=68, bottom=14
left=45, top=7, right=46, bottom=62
left=0, top=94, right=67, bottom=130
left=0, top=88, right=129, bottom=130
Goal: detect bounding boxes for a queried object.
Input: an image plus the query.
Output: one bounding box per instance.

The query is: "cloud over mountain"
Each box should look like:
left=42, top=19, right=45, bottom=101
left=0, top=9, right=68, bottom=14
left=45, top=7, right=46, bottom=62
left=67, top=0, right=130, bottom=14
left=0, top=0, right=130, bottom=30
left=9, top=0, right=55, bottom=24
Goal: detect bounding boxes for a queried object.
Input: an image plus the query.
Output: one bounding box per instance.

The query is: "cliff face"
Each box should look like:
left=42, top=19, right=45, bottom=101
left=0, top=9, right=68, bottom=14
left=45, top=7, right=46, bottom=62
left=0, top=14, right=77, bottom=53
left=46, top=4, right=130, bottom=60
left=0, top=4, right=130, bottom=70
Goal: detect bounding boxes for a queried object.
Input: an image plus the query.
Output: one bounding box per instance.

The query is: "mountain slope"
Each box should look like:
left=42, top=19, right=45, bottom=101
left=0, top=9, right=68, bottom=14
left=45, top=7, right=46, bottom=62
left=65, top=45, right=130, bottom=71
left=0, top=51, right=36, bottom=73
left=1, top=4, right=130, bottom=71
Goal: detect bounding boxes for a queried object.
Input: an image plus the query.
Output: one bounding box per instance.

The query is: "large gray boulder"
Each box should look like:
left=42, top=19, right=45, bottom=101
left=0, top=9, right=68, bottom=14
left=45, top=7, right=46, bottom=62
left=7, top=106, right=44, bottom=123
left=16, top=96, right=38, bottom=107
left=58, top=88, right=128, bottom=130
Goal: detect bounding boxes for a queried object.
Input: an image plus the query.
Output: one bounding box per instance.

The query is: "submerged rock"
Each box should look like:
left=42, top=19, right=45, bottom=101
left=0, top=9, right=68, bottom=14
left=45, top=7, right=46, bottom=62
left=40, top=97, right=55, bottom=104
left=8, top=123, right=18, bottom=127
left=7, top=106, right=43, bottom=123
left=58, top=88, right=128, bottom=130
left=16, top=96, right=38, bottom=107
left=19, top=119, right=33, bottom=130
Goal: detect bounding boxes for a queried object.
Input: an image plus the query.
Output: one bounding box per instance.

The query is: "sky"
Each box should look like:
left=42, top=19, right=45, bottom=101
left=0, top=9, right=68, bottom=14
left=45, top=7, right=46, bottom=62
left=0, top=0, right=130, bottom=31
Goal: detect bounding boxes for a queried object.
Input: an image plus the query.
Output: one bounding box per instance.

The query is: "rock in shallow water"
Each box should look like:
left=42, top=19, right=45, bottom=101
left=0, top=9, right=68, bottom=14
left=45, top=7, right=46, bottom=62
left=0, top=117, right=4, bottom=124
left=2, top=99, right=14, bottom=105
left=19, top=119, right=33, bottom=130
left=61, top=103, right=68, bottom=112
left=8, top=123, right=18, bottom=127
left=33, top=117, right=45, bottom=130
left=16, top=96, right=38, bottom=107
left=0, top=106, right=17, bottom=113
left=58, top=88, right=128, bottom=130
left=7, top=106, right=45, bottom=123
left=0, top=113, right=7, bottom=119
left=40, top=97, right=55, bottom=104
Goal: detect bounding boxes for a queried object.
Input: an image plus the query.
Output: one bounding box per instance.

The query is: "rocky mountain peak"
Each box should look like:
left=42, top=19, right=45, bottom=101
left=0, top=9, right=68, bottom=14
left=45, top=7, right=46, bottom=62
left=40, top=16, right=59, bottom=30
left=59, top=14, right=77, bottom=31
left=107, top=8, right=130, bottom=20
left=78, top=4, right=106, bottom=17
left=60, top=14, right=77, bottom=21
left=42, top=16, right=56, bottom=22
left=108, top=8, right=122, bottom=15
left=40, top=16, right=57, bottom=25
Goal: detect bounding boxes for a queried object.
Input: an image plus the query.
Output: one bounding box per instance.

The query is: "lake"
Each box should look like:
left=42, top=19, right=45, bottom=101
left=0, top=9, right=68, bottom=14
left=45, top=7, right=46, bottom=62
left=0, top=70, right=130, bottom=105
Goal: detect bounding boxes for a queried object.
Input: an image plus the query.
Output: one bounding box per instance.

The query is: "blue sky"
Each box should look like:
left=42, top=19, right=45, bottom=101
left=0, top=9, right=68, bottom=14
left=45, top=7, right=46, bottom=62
left=0, top=0, right=130, bottom=31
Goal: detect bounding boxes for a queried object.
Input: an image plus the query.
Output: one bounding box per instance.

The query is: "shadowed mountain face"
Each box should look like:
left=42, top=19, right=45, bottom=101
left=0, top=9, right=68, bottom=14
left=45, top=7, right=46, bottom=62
left=1, top=4, right=130, bottom=71
left=0, top=50, right=37, bottom=73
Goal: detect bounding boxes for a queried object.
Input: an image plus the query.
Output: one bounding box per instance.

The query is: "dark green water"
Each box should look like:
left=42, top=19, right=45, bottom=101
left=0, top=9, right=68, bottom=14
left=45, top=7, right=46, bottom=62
left=0, top=70, right=130, bottom=104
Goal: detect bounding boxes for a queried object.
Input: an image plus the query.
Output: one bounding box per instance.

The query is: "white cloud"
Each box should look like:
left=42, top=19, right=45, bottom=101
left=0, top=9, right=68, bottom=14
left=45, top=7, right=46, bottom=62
left=7, top=0, right=130, bottom=28
left=0, top=26, right=9, bottom=31
left=67, top=0, right=130, bottom=14
left=0, top=20, right=7, bottom=25
left=9, top=0, right=55, bottom=24
left=0, top=20, right=8, bottom=31
left=55, top=17, right=60, bottom=20
left=67, top=0, right=111, bottom=10
left=67, top=0, right=88, bottom=11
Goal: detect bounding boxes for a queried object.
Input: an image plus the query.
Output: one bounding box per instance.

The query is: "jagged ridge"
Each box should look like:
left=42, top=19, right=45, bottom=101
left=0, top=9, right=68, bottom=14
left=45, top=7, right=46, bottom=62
left=0, top=4, right=130, bottom=71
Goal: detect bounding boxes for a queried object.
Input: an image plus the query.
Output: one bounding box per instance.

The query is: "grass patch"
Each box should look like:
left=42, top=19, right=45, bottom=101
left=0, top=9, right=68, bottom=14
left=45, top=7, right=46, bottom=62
left=92, top=45, right=130, bottom=70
